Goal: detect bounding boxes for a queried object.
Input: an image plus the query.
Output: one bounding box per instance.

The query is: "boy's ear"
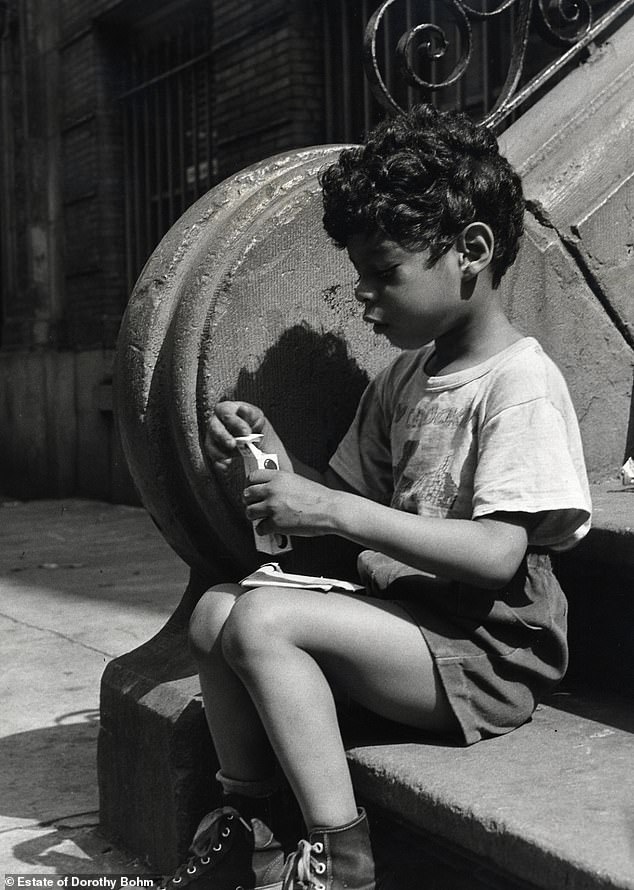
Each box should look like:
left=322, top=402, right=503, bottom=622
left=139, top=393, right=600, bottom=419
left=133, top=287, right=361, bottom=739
left=456, top=222, right=494, bottom=279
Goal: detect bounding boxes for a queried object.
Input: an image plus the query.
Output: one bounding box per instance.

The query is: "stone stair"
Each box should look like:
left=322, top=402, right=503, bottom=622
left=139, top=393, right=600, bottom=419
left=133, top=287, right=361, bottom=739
left=347, top=688, right=634, bottom=890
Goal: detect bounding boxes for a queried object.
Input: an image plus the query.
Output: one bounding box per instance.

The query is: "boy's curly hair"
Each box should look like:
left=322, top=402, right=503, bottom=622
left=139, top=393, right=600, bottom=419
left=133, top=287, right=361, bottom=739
left=320, top=104, right=525, bottom=288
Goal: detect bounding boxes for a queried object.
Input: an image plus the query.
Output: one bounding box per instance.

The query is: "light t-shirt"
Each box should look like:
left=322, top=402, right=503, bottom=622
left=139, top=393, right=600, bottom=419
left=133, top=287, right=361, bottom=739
left=330, top=337, right=591, bottom=582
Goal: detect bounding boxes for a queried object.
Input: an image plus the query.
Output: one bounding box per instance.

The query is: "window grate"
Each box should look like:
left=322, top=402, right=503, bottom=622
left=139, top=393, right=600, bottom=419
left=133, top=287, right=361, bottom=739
left=121, top=9, right=214, bottom=289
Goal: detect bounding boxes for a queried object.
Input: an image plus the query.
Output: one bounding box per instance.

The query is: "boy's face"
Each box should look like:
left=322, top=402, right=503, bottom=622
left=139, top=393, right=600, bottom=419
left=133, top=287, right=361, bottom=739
left=347, top=232, right=466, bottom=351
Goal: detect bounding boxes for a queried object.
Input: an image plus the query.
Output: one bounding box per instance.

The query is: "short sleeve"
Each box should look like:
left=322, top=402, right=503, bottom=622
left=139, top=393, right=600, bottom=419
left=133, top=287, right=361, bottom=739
left=473, top=397, right=591, bottom=549
left=329, top=377, right=393, bottom=505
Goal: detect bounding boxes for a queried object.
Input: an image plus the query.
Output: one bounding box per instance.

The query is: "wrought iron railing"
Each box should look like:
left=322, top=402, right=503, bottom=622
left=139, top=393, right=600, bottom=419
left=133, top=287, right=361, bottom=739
left=364, top=0, right=634, bottom=129
left=324, top=0, right=634, bottom=139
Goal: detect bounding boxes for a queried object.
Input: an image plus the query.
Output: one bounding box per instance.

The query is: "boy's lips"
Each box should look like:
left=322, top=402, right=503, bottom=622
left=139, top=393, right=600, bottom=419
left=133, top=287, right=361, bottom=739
left=363, top=314, right=387, bottom=332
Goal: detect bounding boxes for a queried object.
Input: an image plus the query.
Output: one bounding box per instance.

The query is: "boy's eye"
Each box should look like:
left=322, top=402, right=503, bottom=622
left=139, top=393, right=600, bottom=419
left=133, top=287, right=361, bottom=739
left=377, top=265, right=398, bottom=280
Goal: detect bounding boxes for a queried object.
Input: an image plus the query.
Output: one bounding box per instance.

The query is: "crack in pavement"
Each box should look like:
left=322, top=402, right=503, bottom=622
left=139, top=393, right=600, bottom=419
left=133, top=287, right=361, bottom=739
left=0, top=609, right=116, bottom=659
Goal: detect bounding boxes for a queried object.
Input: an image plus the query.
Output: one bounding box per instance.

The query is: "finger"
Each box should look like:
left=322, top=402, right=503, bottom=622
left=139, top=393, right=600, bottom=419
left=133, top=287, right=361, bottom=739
left=242, top=480, right=273, bottom=504
left=235, top=403, right=265, bottom=432
left=206, top=414, right=238, bottom=459
left=214, top=401, right=262, bottom=437
left=206, top=441, right=233, bottom=465
left=212, top=457, right=233, bottom=475
left=245, top=470, right=277, bottom=486
left=245, top=502, right=270, bottom=521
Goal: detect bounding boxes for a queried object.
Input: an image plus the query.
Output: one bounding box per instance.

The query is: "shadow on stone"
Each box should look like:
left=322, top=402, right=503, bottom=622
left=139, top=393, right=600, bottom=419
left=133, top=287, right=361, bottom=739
left=231, top=322, right=370, bottom=470
left=224, top=322, right=370, bottom=578
left=9, top=820, right=152, bottom=877
left=545, top=685, right=634, bottom=734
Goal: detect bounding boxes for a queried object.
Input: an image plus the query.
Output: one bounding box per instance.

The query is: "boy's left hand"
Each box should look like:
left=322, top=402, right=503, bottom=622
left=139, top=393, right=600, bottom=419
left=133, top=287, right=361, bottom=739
left=243, top=470, right=337, bottom=537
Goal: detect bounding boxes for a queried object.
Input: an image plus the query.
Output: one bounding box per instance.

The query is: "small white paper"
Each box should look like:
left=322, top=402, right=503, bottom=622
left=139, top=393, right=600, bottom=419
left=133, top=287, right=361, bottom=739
left=621, top=457, right=634, bottom=486
left=240, top=562, right=363, bottom=592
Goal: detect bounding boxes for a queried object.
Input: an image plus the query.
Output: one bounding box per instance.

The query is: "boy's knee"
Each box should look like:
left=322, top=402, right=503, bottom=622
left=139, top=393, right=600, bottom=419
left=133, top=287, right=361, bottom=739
left=221, top=587, right=284, bottom=671
left=188, top=583, right=241, bottom=660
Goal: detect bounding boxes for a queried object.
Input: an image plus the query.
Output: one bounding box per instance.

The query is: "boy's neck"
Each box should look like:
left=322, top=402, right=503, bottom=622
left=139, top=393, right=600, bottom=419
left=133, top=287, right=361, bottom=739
left=427, top=303, right=523, bottom=377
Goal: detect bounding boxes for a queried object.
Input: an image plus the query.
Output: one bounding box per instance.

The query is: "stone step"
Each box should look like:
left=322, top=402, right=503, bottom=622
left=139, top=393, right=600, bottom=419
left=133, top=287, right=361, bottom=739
left=344, top=685, right=634, bottom=890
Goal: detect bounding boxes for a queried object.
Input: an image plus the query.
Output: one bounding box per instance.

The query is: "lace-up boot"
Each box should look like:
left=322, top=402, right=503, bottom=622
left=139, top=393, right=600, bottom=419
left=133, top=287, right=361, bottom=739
left=281, top=808, right=375, bottom=890
left=157, top=806, right=285, bottom=890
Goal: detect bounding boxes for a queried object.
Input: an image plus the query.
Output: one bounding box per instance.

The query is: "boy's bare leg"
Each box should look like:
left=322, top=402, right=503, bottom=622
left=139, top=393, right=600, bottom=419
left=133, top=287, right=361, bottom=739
left=221, top=586, right=456, bottom=830
left=189, top=584, right=278, bottom=781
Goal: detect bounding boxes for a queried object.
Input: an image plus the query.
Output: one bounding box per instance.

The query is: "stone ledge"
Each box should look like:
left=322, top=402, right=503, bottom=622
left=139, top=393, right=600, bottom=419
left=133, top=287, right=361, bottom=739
left=581, top=481, right=634, bottom=568
left=346, top=688, right=634, bottom=890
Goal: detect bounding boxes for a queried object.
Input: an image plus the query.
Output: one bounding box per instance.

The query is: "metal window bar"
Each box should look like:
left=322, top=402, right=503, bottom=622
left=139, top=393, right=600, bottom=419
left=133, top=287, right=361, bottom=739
left=120, top=11, right=213, bottom=290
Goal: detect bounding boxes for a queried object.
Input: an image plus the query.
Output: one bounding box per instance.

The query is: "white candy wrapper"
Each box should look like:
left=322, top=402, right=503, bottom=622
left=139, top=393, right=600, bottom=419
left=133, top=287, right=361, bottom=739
left=621, top=457, right=634, bottom=486
left=235, top=434, right=293, bottom=555
left=240, top=562, right=363, bottom=592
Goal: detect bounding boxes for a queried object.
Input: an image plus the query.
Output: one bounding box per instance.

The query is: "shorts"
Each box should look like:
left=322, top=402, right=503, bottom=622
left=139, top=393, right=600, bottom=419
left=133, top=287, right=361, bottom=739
left=362, top=550, right=568, bottom=746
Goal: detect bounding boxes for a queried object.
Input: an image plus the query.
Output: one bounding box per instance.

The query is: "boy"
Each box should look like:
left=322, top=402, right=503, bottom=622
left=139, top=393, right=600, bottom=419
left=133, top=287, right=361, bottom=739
left=159, top=104, right=591, bottom=890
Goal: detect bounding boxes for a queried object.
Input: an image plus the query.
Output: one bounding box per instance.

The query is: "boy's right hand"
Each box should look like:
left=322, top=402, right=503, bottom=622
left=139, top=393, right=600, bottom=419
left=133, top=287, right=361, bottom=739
left=204, top=400, right=265, bottom=472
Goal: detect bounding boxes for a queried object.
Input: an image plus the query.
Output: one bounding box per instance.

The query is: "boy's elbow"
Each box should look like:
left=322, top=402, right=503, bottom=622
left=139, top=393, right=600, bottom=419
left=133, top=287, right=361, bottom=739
left=477, top=547, right=526, bottom=589
left=477, top=566, right=517, bottom=590
left=471, top=516, right=530, bottom=589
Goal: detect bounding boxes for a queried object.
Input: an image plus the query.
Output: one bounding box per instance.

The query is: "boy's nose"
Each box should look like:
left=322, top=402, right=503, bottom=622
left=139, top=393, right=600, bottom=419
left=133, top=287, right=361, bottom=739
left=354, top=280, right=376, bottom=303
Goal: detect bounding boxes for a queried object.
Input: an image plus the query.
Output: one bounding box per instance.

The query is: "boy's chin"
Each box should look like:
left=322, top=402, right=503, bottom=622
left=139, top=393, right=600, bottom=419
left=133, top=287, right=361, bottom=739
left=382, top=329, right=429, bottom=350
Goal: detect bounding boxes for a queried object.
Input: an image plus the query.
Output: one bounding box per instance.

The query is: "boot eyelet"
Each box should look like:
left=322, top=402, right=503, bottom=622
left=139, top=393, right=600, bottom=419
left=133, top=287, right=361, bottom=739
left=213, top=843, right=222, bottom=852
left=200, top=857, right=210, bottom=865
left=186, top=867, right=196, bottom=875
left=172, top=880, right=182, bottom=885
left=312, top=842, right=324, bottom=854
left=221, top=827, right=231, bottom=837
left=315, top=863, right=326, bottom=874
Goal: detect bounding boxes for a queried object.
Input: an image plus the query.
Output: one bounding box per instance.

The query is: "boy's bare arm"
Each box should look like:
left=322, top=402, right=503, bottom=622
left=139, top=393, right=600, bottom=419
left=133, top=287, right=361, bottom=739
left=244, top=471, right=530, bottom=590
left=330, top=493, right=530, bottom=589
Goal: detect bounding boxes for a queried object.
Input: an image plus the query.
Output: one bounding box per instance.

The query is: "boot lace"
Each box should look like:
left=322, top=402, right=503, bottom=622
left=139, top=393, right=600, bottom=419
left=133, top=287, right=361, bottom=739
left=156, top=807, right=251, bottom=889
left=282, top=839, right=327, bottom=890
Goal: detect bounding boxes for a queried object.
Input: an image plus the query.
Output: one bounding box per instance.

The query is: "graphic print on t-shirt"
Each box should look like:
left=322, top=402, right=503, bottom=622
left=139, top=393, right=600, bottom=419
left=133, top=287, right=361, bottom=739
left=391, top=401, right=473, bottom=517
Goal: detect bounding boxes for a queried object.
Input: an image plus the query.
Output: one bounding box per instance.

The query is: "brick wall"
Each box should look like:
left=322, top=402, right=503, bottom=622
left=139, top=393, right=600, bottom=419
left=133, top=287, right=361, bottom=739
left=214, top=0, right=325, bottom=180
left=58, top=8, right=128, bottom=350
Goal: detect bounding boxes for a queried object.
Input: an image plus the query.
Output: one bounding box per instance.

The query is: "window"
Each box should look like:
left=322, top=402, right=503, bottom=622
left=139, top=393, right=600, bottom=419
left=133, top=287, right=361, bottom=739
left=120, top=2, right=214, bottom=287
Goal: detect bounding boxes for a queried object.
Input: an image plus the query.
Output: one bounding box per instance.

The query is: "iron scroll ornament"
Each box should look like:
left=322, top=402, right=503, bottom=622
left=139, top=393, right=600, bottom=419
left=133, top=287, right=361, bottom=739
left=364, top=0, right=634, bottom=130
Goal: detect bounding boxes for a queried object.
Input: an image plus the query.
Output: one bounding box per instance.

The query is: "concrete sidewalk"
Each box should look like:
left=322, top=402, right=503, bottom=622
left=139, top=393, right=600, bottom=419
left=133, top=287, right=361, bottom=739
left=0, top=498, right=189, bottom=878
